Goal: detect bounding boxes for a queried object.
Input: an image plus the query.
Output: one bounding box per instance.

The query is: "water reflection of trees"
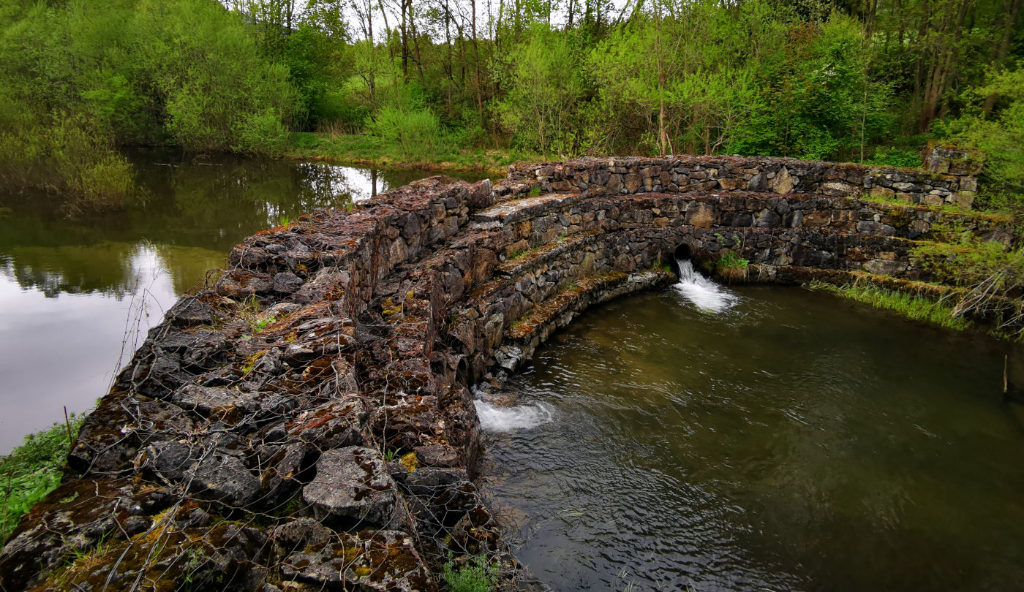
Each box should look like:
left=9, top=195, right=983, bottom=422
left=0, top=153, right=486, bottom=298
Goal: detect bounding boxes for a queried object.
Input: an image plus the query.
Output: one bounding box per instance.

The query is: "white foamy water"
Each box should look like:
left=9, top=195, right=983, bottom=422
left=474, top=400, right=553, bottom=432
left=673, top=259, right=740, bottom=313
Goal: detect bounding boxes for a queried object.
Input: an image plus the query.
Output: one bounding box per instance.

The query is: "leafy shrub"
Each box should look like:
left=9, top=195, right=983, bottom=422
left=0, top=110, right=133, bottom=210
left=937, top=63, right=1024, bottom=196
left=865, top=147, right=922, bottom=168
left=913, top=237, right=1024, bottom=291
left=367, top=104, right=448, bottom=160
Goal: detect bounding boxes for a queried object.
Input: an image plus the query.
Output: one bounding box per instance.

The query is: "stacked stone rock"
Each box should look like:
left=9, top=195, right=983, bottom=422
left=502, top=154, right=981, bottom=208
left=0, top=156, right=1011, bottom=592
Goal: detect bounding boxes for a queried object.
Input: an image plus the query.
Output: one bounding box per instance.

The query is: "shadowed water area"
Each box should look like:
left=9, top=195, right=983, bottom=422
left=0, top=150, right=485, bottom=454
left=481, top=274, right=1024, bottom=592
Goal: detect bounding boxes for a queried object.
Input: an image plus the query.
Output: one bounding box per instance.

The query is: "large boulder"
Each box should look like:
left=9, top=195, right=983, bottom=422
left=303, top=447, right=397, bottom=527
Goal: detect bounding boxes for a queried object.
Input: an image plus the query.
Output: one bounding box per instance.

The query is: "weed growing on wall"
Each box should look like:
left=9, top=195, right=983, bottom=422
left=443, top=554, right=500, bottom=592
left=715, top=251, right=749, bottom=284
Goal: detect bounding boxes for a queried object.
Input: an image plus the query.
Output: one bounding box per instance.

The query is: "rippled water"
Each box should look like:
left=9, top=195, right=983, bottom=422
left=482, top=278, right=1024, bottom=592
left=0, top=150, right=485, bottom=453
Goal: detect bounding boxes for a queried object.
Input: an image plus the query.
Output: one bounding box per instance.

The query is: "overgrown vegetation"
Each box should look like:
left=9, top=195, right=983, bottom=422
left=809, top=282, right=974, bottom=332
left=1, top=0, right=1022, bottom=208
left=443, top=554, right=500, bottom=592
left=1, top=414, right=84, bottom=540
left=912, top=236, right=1024, bottom=333
left=715, top=251, right=750, bottom=284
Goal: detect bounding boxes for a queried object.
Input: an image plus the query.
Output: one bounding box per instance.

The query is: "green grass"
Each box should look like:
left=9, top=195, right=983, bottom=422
left=714, top=251, right=749, bottom=283
left=443, top=554, right=500, bottom=592
left=1, top=414, right=84, bottom=540
left=809, top=282, right=973, bottom=332
left=284, top=132, right=541, bottom=175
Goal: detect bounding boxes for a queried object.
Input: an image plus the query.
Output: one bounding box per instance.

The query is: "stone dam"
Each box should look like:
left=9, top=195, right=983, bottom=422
left=0, top=154, right=1010, bottom=591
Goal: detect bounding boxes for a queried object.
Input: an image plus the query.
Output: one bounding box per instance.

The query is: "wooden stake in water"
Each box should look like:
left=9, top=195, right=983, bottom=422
left=1004, top=355, right=1009, bottom=395
left=63, top=406, right=73, bottom=443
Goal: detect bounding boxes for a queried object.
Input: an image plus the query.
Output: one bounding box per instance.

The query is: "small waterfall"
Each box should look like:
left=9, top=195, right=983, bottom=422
left=474, top=399, right=553, bottom=432
left=673, top=258, right=739, bottom=313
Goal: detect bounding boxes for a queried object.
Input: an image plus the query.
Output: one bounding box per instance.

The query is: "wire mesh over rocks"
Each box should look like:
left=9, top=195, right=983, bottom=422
left=2, top=157, right=1014, bottom=591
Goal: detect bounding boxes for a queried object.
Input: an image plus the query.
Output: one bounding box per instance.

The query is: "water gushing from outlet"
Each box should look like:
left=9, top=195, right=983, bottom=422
left=673, top=258, right=739, bottom=313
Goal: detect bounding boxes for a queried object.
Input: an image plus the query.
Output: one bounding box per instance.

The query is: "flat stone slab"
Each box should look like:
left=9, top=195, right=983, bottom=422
left=472, top=193, right=580, bottom=225
left=303, top=446, right=397, bottom=526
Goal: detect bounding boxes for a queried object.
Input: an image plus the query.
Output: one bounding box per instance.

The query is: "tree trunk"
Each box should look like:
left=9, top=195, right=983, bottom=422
left=401, top=0, right=409, bottom=79
left=984, top=0, right=1023, bottom=113
left=918, top=0, right=971, bottom=132
left=472, top=0, right=484, bottom=120
left=409, top=3, right=426, bottom=87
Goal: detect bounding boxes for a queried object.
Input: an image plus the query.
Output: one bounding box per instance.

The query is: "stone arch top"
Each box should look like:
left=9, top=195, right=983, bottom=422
left=1, top=156, right=1010, bottom=592
left=498, top=155, right=980, bottom=209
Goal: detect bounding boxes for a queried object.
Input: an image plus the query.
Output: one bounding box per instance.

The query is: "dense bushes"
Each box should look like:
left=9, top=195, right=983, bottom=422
left=937, top=64, right=1024, bottom=196
left=486, top=4, right=895, bottom=160
left=1, top=0, right=1021, bottom=208
left=0, top=0, right=298, bottom=207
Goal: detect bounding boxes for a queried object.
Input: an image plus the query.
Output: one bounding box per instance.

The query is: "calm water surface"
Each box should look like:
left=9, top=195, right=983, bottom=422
left=0, top=150, right=485, bottom=453
left=481, top=277, right=1024, bottom=592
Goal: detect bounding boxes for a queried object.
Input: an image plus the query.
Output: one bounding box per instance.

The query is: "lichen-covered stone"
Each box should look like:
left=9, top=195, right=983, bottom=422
left=280, top=530, right=436, bottom=592
left=303, top=447, right=397, bottom=527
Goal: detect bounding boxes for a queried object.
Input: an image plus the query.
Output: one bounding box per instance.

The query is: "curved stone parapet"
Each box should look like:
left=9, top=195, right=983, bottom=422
left=0, top=157, right=1012, bottom=591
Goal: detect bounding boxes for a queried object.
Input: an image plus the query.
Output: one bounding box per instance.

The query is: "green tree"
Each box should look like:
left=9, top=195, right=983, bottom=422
left=729, top=14, right=891, bottom=160
left=493, top=23, right=589, bottom=155
left=938, top=64, right=1024, bottom=194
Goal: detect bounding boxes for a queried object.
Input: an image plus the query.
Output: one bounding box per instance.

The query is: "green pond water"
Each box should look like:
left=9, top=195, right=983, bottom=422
left=0, top=150, right=482, bottom=454
left=479, top=280, right=1024, bottom=592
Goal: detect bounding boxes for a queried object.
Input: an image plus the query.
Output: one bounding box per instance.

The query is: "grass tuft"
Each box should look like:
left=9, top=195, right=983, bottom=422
left=1, top=414, right=84, bottom=540
left=715, top=251, right=749, bottom=284
left=809, top=282, right=973, bottom=331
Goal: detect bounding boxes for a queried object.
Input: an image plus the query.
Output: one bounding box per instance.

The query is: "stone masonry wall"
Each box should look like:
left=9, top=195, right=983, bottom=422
left=500, top=155, right=981, bottom=208
left=0, top=157, right=1012, bottom=592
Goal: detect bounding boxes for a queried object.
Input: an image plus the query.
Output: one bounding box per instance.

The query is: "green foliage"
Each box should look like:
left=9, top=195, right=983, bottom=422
left=0, top=0, right=299, bottom=207
left=728, top=14, right=892, bottom=160
left=810, top=282, right=973, bottom=331
left=492, top=23, right=589, bottom=156
left=367, top=102, right=448, bottom=160
left=2, top=415, right=84, bottom=540
left=716, top=251, right=749, bottom=270
left=2, top=0, right=1022, bottom=201
left=443, top=554, right=500, bottom=592
left=912, top=236, right=1024, bottom=292
left=0, top=111, right=134, bottom=211
left=937, top=64, right=1024, bottom=195
left=251, top=316, right=277, bottom=332
left=715, top=251, right=749, bottom=283
left=865, top=147, right=922, bottom=168
left=134, top=0, right=298, bottom=153
left=589, top=0, right=771, bottom=156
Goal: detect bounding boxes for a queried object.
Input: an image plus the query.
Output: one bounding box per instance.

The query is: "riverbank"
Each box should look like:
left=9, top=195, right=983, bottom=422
left=284, top=132, right=540, bottom=177
left=0, top=415, right=83, bottom=541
